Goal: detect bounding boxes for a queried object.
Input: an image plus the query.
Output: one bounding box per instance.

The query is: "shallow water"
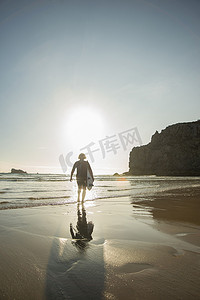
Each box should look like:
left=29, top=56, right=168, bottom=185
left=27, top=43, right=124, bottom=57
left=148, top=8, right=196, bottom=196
left=0, top=173, right=200, bottom=210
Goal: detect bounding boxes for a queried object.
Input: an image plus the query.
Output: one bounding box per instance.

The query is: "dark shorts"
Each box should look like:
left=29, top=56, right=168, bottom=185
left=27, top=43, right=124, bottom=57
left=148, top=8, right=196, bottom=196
left=77, top=178, right=87, bottom=188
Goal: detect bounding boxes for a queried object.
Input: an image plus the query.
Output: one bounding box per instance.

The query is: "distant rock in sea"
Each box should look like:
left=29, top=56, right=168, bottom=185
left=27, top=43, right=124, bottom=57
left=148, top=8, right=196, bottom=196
left=129, top=120, right=200, bottom=176
left=11, top=168, right=27, bottom=174
left=113, top=172, right=120, bottom=176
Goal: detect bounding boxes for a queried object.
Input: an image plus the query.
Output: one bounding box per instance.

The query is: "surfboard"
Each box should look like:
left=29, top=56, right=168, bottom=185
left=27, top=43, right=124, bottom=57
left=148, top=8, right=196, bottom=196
left=87, top=169, right=94, bottom=190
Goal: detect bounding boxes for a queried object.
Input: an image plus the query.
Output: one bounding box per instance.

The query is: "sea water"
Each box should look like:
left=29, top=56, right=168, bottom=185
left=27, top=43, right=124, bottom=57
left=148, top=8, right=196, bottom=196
left=0, top=173, right=200, bottom=210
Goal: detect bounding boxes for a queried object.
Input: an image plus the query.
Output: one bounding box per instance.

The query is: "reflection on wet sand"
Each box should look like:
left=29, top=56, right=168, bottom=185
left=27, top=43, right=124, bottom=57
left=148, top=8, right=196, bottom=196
left=132, top=187, right=200, bottom=226
left=70, top=201, right=94, bottom=250
left=45, top=202, right=104, bottom=300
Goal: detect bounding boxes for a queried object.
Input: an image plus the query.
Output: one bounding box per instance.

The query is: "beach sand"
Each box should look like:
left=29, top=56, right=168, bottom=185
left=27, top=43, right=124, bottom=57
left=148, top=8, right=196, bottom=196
left=0, top=187, right=200, bottom=299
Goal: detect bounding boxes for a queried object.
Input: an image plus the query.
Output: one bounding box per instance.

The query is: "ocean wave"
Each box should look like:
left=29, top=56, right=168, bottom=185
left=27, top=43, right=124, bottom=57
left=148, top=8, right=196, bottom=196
left=0, top=194, right=130, bottom=210
left=0, top=174, right=199, bottom=211
left=97, top=185, right=115, bottom=188
left=2, top=189, right=70, bottom=194
left=0, top=178, right=68, bottom=182
left=0, top=200, right=76, bottom=210
left=107, top=188, right=133, bottom=192
left=0, top=195, right=71, bottom=201
left=28, top=195, right=70, bottom=200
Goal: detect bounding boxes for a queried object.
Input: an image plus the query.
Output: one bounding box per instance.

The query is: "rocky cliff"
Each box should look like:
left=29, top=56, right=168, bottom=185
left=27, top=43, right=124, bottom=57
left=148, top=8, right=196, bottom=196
left=129, top=120, right=200, bottom=176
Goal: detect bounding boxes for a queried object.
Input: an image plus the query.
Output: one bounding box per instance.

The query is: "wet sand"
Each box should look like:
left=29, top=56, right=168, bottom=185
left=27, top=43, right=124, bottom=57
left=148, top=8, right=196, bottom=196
left=0, top=187, right=200, bottom=299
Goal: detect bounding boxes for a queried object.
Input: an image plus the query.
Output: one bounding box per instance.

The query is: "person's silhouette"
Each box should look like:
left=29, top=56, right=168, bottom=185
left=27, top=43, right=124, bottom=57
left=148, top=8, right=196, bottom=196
left=70, top=153, right=94, bottom=202
left=70, top=202, right=94, bottom=250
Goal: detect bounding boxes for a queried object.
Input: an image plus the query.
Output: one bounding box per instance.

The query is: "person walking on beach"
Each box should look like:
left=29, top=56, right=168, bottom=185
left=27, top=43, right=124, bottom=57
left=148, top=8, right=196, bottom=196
left=70, top=153, right=94, bottom=202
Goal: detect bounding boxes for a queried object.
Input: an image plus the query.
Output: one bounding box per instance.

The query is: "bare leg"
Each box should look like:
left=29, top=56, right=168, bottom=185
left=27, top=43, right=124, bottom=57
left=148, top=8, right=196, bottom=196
left=82, top=187, right=86, bottom=202
left=77, top=187, right=81, bottom=202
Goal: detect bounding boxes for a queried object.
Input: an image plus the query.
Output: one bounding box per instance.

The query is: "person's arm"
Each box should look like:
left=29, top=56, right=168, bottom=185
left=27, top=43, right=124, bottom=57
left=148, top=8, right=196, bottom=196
left=87, top=162, right=94, bottom=181
left=70, top=162, right=76, bottom=181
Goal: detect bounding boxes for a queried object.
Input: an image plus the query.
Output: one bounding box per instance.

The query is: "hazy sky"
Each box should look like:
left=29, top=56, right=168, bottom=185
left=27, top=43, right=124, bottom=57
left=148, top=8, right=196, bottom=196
left=0, top=0, right=200, bottom=174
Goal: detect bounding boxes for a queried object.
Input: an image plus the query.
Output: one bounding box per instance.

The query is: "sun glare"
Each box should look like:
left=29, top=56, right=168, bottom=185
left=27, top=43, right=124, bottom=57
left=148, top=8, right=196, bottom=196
left=65, top=106, right=104, bottom=148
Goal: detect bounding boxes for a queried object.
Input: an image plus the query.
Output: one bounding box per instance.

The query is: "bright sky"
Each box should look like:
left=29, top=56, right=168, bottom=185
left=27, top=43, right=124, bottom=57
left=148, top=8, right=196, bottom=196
left=0, top=0, right=200, bottom=174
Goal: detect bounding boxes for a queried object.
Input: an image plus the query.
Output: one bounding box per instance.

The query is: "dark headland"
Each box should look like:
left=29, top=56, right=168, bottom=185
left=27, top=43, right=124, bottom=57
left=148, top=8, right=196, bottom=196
left=129, top=120, right=200, bottom=176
